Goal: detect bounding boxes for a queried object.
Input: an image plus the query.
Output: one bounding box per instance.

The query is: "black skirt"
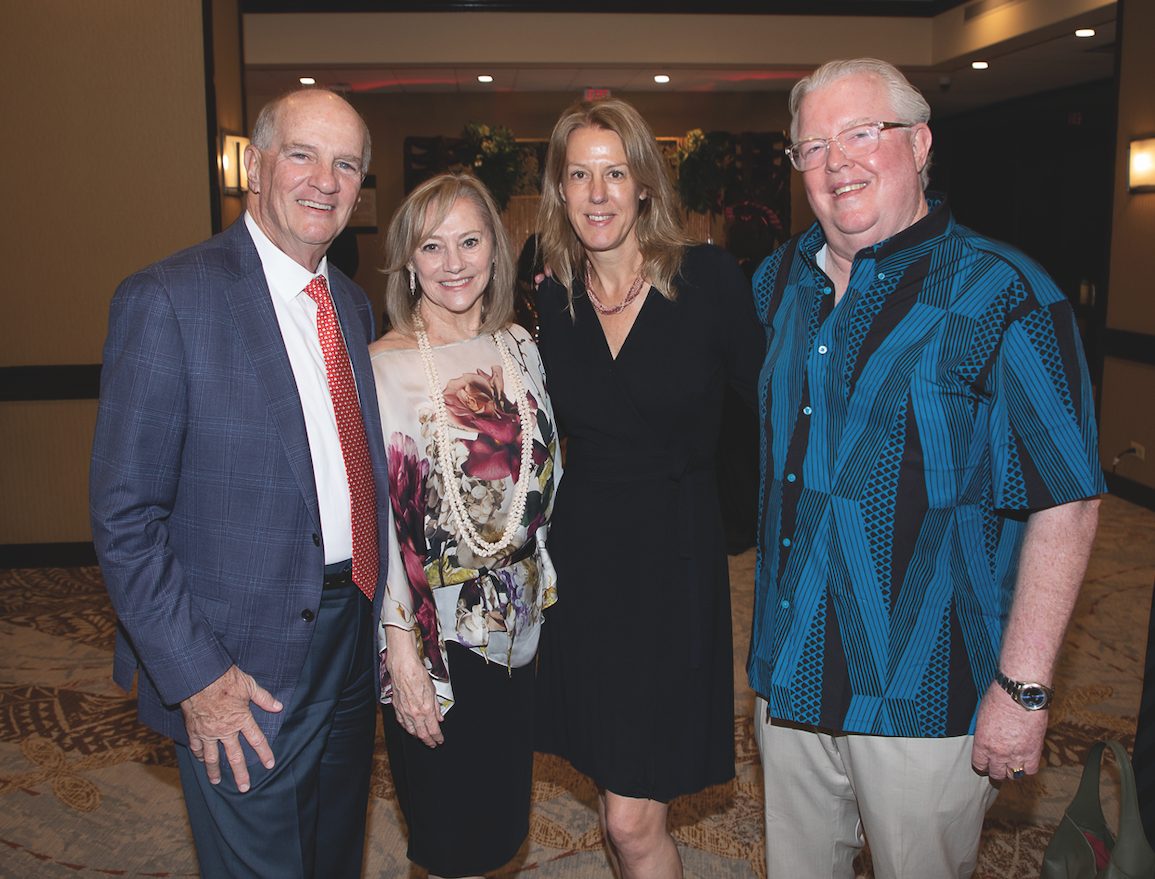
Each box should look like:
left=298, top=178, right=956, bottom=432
left=381, top=640, right=535, bottom=877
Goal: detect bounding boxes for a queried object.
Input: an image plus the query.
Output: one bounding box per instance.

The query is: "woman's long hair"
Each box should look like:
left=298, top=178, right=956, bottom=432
left=537, top=97, right=693, bottom=313
left=381, top=172, right=517, bottom=337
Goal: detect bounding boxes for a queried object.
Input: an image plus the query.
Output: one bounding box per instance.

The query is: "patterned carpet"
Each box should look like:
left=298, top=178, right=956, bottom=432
left=1, top=493, right=1153, bottom=878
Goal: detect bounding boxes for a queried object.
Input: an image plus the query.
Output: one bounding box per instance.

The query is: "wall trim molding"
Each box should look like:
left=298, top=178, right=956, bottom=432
left=1105, top=471, right=1155, bottom=513
left=0, top=542, right=99, bottom=569
left=1103, top=330, right=1155, bottom=367
left=0, top=365, right=101, bottom=402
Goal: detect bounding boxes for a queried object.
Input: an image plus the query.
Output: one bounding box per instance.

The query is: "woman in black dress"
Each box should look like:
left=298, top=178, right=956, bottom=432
left=533, top=98, right=765, bottom=878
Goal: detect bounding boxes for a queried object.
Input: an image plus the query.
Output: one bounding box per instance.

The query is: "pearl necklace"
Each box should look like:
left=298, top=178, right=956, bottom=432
left=584, top=261, right=646, bottom=316
left=414, top=307, right=536, bottom=559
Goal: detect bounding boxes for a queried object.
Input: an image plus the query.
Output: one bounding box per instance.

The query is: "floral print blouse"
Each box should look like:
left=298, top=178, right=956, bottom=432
left=370, top=324, right=561, bottom=713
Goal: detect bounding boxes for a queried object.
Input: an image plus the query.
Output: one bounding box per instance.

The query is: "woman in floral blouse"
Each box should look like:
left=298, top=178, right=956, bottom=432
left=370, top=173, right=562, bottom=879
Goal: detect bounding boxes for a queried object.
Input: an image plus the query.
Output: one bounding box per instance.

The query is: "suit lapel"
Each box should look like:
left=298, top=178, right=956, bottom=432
left=221, top=222, right=323, bottom=532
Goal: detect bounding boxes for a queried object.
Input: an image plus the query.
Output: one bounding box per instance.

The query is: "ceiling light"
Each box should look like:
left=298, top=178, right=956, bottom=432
left=478, top=75, right=493, bottom=83
left=654, top=74, right=670, bottom=84
left=299, top=77, right=316, bottom=85
left=1075, top=28, right=1096, bottom=38
left=971, top=61, right=989, bottom=70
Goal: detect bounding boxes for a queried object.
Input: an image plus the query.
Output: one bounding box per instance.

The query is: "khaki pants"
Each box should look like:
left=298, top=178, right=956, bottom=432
left=754, top=696, right=1000, bottom=879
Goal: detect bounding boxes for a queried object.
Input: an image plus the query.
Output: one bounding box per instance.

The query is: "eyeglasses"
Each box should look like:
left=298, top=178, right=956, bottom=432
left=786, top=122, right=913, bottom=172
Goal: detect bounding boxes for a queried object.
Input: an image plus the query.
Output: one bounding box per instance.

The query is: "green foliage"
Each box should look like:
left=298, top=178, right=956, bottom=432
left=454, top=121, right=525, bottom=212
left=675, top=129, right=737, bottom=216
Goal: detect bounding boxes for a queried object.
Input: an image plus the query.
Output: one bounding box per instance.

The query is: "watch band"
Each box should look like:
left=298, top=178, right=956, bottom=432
left=995, top=670, right=1055, bottom=711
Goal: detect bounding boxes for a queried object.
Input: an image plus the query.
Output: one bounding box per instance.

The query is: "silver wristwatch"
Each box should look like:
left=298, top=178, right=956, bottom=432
left=995, top=670, right=1054, bottom=711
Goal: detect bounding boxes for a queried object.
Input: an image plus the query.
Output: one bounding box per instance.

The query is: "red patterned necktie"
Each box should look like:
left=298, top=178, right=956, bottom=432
left=304, top=275, right=378, bottom=600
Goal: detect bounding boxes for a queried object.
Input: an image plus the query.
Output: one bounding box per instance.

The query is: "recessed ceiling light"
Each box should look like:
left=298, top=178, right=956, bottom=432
left=654, top=74, right=670, bottom=84
left=1075, top=28, right=1096, bottom=38
left=971, top=61, right=989, bottom=70
left=299, top=77, right=316, bottom=85
left=478, top=75, right=494, bottom=83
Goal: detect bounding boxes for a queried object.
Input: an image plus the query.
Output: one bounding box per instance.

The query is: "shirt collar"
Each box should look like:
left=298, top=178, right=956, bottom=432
left=244, top=212, right=329, bottom=302
left=800, top=192, right=953, bottom=266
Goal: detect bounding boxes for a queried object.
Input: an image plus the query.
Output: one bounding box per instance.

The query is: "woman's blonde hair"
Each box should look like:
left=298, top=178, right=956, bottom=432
left=382, top=173, right=517, bottom=337
left=537, top=97, right=692, bottom=312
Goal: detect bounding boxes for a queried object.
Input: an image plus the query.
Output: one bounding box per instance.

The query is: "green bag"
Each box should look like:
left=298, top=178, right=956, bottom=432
left=1040, top=740, right=1155, bottom=879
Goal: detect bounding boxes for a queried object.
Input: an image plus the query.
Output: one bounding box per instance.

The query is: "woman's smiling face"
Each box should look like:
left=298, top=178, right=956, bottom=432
left=409, top=195, right=494, bottom=325
left=562, top=125, right=647, bottom=257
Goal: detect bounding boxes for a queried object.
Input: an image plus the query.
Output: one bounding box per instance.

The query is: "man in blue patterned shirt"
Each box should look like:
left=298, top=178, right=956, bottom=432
left=749, top=58, right=1104, bottom=878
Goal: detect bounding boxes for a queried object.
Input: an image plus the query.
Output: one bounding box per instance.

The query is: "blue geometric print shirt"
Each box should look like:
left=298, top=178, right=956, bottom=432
left=747, top=196, right=1105, bottom=737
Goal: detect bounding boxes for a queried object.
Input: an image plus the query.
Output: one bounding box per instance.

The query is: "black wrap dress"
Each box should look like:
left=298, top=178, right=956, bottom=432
left=534, top=244, right=766, bottom=801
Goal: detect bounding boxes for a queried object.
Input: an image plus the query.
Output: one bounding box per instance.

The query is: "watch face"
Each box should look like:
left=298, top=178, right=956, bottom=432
left=1019, top=685, right=1049, bottom=710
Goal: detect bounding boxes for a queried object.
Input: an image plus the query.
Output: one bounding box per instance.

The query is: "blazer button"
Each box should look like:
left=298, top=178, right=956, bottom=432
left=312, top=533, right=321, bottom=546
left=301, top=609, right=315, bottom=622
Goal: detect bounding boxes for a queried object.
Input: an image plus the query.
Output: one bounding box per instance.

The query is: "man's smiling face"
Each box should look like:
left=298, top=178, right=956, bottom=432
left=244, top=91, right=366, bottom=272
left=797, top=72, right=931, bottom=257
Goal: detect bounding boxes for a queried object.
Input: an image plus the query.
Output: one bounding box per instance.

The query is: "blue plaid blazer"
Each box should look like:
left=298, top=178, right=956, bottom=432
left=90, top=218, right=389, bottom=751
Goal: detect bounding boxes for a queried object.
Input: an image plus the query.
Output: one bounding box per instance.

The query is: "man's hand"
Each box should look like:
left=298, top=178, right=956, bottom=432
left=971, top=498, right=1099, bottom=781
left=180, top=665, right=283, bottom=792
left=971, top=681, right=1048, bottom=780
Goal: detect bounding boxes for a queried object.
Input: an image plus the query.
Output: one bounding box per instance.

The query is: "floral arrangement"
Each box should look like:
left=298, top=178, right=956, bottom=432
left=675, top=129, right=738, bottom=217
left=454, top=122, right=525, bottom=212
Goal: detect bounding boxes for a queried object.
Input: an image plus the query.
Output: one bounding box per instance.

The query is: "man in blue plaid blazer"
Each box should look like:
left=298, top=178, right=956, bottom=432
left=91, top=89, right=389, bottom=879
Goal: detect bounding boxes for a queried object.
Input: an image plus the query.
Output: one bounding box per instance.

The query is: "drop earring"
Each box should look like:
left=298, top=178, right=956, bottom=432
left=409, top=270, right=416, bottom=296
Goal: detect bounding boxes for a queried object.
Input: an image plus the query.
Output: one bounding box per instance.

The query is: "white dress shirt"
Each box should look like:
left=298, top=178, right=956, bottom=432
left=245, top=213, right=354, bottom=565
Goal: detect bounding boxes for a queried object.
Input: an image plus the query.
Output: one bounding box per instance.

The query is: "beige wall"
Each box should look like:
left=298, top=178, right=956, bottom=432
left=0, top=0, right=210, bottom=544
left=1105, top=1, right=1155, bottom=338
left=1, top=1, right=210, bottom=367
left=1098, top=0, right=1155, bottom=490
left=304, top=89, right=797, bottom=319
left=0, top=402, right=99, bottom=544
left=1101, top=358, right=1155, bottom=486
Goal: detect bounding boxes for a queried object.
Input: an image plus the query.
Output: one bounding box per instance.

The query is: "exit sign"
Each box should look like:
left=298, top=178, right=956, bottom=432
left=585, top=88, right=611, bottom=101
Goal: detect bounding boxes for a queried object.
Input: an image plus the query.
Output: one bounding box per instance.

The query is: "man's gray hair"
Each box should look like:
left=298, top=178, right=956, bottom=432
left=789, top=58, right=931, bottom=189
left=251, top=88, right=372, bottom=176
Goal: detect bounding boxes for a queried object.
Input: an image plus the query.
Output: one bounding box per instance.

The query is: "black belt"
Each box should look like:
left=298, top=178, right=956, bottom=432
left=507, top=533, right=537, bottom=565
left=430, top=533, right=538, bottom=584
left=323, top=559, right=354, bottom=590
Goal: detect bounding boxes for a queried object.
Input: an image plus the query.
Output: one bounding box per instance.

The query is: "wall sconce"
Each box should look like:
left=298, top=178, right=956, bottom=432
left=1130, top=137, right=1155, bottom=193
left=221, top=133, right=251, bottom=195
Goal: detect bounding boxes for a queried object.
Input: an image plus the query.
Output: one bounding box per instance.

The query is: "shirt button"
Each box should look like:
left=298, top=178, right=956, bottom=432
left=823, top=287, right=832, bottom=295
left=312, top=533, right=321, bottom=547
left=803, top=406, right=812, bottom=415
left=787, top=474, right=796, bottom=482
left=877, top=272, right=886, bottom=280
left=780, top=599, right=790, bottom=610
left=817, top=345, right=828, bottom=355
left=782, top=538, right=791, bottom=547
left=301, top=609, right=315, bottom=622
